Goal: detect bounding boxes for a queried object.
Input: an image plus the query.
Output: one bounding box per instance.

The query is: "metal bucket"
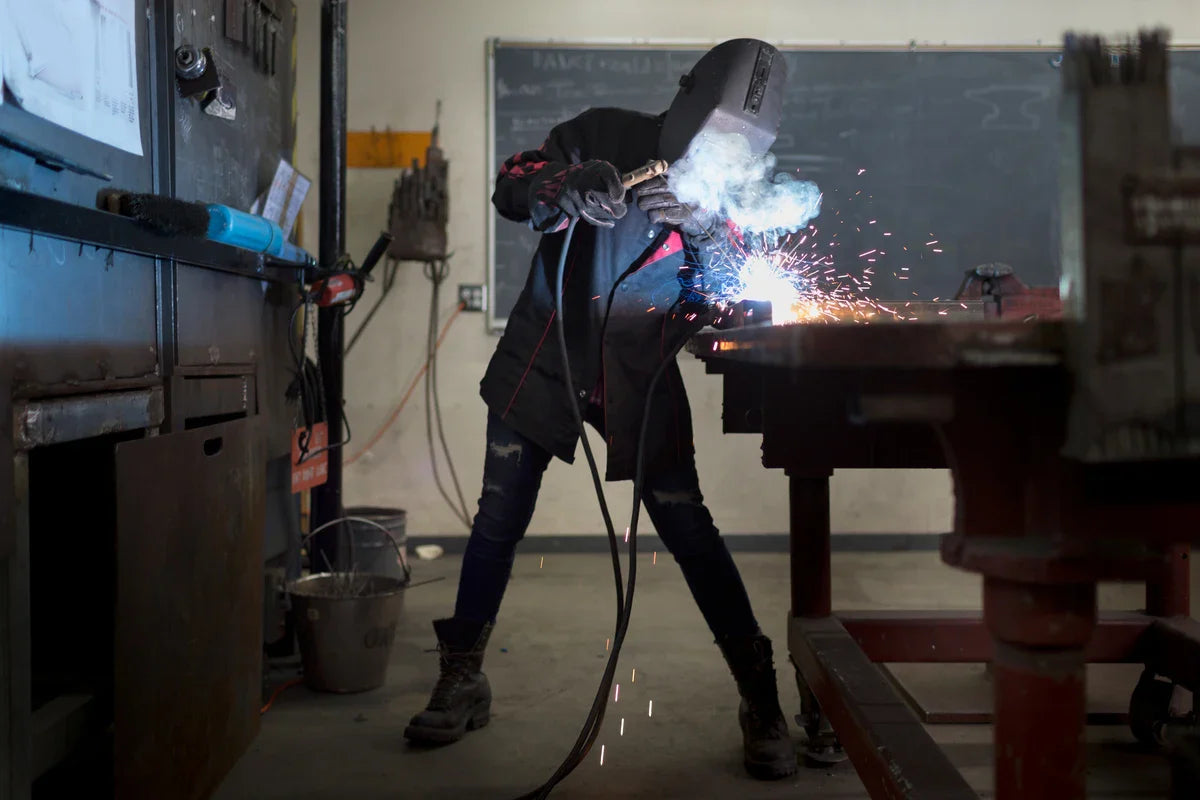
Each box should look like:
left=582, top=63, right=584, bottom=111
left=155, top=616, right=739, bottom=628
left=291, top=516, right=412, bottom=693
left=288, top=573, right=406, bottom=693
left=343, top=507, right=407, bottom=582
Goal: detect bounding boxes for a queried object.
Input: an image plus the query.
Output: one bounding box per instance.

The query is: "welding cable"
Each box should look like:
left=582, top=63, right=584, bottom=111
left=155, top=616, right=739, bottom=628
left=424, top=257, right=474, bottom=529
left=287, top=293, right=356, bottom=463
left=513, top=218, right=689, bottom=800
left=344, top=302, right=464, bottom=467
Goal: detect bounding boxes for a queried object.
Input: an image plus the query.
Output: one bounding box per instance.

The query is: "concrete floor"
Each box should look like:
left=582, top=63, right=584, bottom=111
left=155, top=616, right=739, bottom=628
left=214, top=550, right=1181, bottom=800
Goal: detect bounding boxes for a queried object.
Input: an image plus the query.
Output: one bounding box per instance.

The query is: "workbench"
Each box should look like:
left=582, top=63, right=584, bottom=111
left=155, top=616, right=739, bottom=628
left=0, top=1, right=304, bottom=796
left=690, top=319, right=1200, bottom=800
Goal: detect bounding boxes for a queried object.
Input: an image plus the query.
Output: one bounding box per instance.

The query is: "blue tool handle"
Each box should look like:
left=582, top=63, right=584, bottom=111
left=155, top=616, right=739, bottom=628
left=206, top=203, right=284, bottom=252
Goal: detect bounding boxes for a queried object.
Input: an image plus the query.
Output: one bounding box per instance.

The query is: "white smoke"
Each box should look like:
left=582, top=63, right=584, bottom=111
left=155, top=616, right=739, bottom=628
left=668, top=131, right=822, bottom=236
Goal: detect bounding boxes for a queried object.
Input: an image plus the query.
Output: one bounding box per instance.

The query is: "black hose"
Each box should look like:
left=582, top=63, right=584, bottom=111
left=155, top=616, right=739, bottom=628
left=513, top=217, right=688, bottom=800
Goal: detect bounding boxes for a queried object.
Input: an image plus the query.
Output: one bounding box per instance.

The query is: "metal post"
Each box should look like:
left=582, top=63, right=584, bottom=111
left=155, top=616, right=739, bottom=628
left=1147, top=545, right=1191, bottom=618
left=788, top=471, right=832, bottom=618
left=149, top=0, right=178, bottom=428
left=312, top=0, right=348, bottom=545
left=985, top=577, right=1096, bottom=800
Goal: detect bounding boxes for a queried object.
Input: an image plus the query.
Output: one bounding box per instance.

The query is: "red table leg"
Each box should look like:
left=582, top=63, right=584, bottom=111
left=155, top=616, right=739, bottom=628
left=985, top=577, right=1097, bottom=800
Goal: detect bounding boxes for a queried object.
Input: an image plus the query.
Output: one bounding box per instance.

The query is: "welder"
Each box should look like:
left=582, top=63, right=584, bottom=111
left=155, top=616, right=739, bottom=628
left=404, top=39, right=797, bottom=780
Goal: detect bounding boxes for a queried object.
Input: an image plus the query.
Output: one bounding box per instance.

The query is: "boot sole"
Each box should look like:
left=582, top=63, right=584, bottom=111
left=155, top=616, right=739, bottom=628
left=745, top=756, right=798, bottom=780
left=403, top=701, right=490, bottom=745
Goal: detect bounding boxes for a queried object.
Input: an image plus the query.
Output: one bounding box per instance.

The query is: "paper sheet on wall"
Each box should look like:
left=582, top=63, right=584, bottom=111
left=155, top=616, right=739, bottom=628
left=1, top=0, right=143, bottom=155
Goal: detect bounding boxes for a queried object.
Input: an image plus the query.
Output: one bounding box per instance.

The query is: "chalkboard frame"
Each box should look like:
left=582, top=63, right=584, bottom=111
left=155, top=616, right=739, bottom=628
left=485, top=38, right=1200, bottom=331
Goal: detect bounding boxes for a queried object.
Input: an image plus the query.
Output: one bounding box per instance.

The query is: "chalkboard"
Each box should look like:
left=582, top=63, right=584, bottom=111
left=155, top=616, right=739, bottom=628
left=488, top=43, right=1200, bottom=329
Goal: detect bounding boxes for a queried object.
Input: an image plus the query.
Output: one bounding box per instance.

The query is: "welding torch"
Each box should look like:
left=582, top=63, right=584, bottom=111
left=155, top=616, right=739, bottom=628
left=621, top=159, right=669, bottom=190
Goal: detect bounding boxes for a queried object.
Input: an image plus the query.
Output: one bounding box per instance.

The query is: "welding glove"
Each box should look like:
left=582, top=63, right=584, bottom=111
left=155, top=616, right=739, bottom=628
left=636, top=175, right=721, bottom=243
left=542, top=160, right=628, bottom=228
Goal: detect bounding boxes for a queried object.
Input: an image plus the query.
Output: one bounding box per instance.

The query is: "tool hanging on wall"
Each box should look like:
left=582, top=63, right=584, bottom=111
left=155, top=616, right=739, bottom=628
left=387, top=105, right=449, bottom=261
left=225, top=0, right=281, bottom=76
left=306, top=232, right=393, bottom=308
left=97, top=189, right=314, bottom=265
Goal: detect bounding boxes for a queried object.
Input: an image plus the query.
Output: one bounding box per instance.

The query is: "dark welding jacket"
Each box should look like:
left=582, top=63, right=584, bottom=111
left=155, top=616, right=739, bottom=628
left=481, top=107, right=717, bottom=481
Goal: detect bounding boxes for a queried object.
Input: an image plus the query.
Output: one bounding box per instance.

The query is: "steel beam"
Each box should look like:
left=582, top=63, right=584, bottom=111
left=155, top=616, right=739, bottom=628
left=789, top=614, right=977, bottom=800
left=13, top=389, right=165, bottom=451
left=788, top=472, right=832, bottom=618
left=0, top=189, right=304, bottom=283
left=841, top=610, right=1152, bottom=664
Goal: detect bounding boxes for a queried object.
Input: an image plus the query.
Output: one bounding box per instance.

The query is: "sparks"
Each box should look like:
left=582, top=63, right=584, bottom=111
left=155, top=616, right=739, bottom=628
left=857, top=168, right=866, bottom=175
left=624, top=527, right=629, bottom=543
left=606, top=638, right=610, bottom=651
left=615, top=684, right=620, bottom=702
left=648, top=700, right=653, bottom=717
left=620, top=718, right=625, bottom=736
left=632, top=668, right=636, bottom=683
left=653, top=551, right=657, bottom=565
left=600, top=745, right=605, bottom=765
left=926, top=240, right=939, bottom=245
left=539, top=556, right=544, bottom=569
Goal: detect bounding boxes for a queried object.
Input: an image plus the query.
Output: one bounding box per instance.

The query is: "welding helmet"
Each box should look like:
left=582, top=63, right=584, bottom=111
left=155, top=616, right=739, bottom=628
left=658, top=39, right=787, bottom=164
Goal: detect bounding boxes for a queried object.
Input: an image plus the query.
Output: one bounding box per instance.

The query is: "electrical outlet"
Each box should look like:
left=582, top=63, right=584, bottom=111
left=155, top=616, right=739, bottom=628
left=458, top=284, right=486, bottom=312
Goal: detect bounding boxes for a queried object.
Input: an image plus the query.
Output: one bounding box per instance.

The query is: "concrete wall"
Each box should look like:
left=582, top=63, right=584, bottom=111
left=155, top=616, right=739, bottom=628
left=292, top=0, right=1200, bottom=537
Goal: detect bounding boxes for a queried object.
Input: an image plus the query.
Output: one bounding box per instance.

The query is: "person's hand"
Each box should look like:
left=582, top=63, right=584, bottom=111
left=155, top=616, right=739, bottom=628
left=636, top=175, right=719, bottom=241
left=549, top=160, right=627, bottom=228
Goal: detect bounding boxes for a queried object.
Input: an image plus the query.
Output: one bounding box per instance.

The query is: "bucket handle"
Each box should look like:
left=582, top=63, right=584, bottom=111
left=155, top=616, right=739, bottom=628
left=301, top=516, right=411, bottom=584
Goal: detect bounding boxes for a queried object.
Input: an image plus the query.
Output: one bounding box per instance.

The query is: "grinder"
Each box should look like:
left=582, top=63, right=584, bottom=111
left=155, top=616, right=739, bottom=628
left=658, top=38, right=788, bottom=164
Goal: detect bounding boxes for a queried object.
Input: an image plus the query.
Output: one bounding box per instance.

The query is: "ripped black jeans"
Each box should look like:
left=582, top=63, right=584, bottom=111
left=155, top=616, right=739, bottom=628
left=454, top=411, right=760, bottom=641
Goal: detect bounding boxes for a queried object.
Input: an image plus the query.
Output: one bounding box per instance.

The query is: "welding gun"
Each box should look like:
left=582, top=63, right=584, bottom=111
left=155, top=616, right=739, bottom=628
left=621, top=159, right=669, bottom=189
left=307, top=231, right=393, bottom=307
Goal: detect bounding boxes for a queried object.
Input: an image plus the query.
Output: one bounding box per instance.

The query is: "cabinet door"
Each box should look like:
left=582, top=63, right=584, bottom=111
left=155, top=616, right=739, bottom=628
left=114, top=417, right=264, bottom=799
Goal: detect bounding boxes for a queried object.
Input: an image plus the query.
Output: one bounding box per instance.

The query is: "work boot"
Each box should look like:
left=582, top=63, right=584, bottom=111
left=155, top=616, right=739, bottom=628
left=717, top=632, right=798, bottom=779
left=404, top=617, right=493, bottom=744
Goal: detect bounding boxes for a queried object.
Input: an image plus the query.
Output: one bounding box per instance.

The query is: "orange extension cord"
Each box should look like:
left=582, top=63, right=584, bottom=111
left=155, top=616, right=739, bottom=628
left=344, top=302, right=464, bottom=466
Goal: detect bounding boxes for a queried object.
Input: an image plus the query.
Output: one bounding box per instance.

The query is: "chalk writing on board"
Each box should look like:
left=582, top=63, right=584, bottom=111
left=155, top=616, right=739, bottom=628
left=530, top=50, right=655, bottom=76
left=496, top=79, right=544, bottom=99
left=963, top=85, right=1051, bottom=131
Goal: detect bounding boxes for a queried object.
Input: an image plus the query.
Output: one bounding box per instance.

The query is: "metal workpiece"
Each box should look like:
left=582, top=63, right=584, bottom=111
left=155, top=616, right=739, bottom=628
left=690, top=318, right=1064, bottom=370
left=13, top=389, right=165, bottom=451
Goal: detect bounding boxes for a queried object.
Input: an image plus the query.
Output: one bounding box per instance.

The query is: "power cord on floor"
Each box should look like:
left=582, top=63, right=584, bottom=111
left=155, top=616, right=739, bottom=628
left=512, top=218, right=688, bottom=800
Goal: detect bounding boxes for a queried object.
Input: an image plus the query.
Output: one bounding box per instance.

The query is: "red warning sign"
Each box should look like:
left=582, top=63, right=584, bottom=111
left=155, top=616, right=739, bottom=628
left=291, top=422, right=329, bottom=493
